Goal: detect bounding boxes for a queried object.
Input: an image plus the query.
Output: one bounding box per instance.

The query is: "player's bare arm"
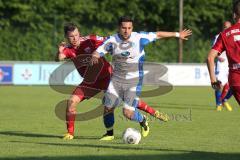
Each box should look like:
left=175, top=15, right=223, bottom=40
left=207, top=49, right=221, bottom=89
left=156, top=29, right=192, bottom=40
left=56, top=41, right=67, bottom=61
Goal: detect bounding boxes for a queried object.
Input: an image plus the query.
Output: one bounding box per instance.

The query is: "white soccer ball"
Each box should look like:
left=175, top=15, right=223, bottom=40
left=122, top=128, right=141, bottom=144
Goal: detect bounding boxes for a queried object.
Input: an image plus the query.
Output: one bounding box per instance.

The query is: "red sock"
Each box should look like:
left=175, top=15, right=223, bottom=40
left=221, top=83, right=230, bottom=100
left=137, top=100, right=156, bottom=115
left=66, top=110, right=76, bottom=135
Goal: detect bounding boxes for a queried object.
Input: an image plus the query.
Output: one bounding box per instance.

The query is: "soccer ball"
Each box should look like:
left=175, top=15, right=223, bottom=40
left=122, top=128, right=141, bottom=144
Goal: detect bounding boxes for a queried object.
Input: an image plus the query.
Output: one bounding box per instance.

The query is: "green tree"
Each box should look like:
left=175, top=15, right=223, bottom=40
left=0, top=0, right=234, bottom=62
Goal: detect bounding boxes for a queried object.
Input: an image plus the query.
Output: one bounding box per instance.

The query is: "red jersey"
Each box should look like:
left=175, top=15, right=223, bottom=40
left=212, top=22, right=240, bottom=85
left=213, top=23, right=240, bottom=72
left=62, top=35, right=111, bottom=84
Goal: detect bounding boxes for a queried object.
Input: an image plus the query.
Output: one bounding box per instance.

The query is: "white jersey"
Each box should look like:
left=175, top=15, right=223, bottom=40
left=213, top=34, right=229, bottom=84
left=96, top=32, right=157, bottom=83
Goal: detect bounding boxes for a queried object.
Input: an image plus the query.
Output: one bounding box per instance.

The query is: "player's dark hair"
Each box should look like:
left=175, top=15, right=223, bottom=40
left=118, top=16, right=134, bottom=26
left=64, top=23, right=78, bottom=36
left=233, top=0, right=240, bottom=16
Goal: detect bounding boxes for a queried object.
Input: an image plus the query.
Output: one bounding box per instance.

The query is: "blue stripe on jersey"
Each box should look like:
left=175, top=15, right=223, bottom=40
left=140, top=38, right=150, bottom=52
left=98, top=36, right=111, bottom=48
left=136, top=55, right=145, bottom=96
left=99, top=52, right=105, bottom=57
left=139, top=31, right=149, bottom=35
left=215, top=60, right=219, bottom=75
left=105, top=43, right=113, bottom=55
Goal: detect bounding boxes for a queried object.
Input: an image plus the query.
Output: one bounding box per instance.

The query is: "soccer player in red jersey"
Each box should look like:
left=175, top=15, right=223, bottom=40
left=57, top=23, right=168, bottom=140
left=212, top=21, right=233, bottom=111
left=207, top=0, right=240, bottom=106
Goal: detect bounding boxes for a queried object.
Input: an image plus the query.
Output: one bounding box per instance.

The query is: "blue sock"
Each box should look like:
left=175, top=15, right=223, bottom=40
left=223, top=89, right=233, bottom=102
left=131, top=109, right=143, bottom=123
left=215, top=90, right=222, bottom=106
left=103, top=112, right=114, bottom=131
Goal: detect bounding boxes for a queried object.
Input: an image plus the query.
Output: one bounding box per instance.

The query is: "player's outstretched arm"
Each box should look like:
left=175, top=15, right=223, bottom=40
left=156, top=29, right=192, bottom=40
left=207, top=49, right=221, bottom=89
left=56, top=41, right=67, bottom=61
left=91, top=38, right=112, bottom=65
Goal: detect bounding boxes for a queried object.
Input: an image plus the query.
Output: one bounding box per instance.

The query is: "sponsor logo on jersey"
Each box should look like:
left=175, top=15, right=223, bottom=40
left=226, top=29, right=240, bottom=36
left=84, top=47, right=92, bottom=53
left=234, top=35, right=240, bottom=42
left=232, top=63, right=240, bottom=69
left=121, top=51, right=130, bottom=57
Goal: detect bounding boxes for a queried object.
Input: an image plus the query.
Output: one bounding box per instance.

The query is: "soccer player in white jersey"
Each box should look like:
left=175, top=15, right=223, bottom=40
left=92, top=16, right=192, bottom=139
left=213, top=21, right=233, bottom=111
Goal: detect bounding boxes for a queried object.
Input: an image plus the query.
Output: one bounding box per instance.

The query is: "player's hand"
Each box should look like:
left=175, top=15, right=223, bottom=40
left=91, top=56, right=99, bottom=65
left=179, top=29, right=192, bottom=40
left=91, top=52, right=100, bottom=65
left=58, top=41, right=66, bottom=53
left=211, top=80, right=222, bottom=90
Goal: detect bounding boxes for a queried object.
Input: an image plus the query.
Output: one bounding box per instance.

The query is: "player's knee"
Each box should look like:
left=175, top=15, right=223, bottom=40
left=123, top=109, right=134, bottom=120
left=67, top=102, right=76, bottom=113
left=104, top=106, right=114, bottom=114
left=68, top=96, right=80, bottom=106
left=67, top=96, right=80, bottom=112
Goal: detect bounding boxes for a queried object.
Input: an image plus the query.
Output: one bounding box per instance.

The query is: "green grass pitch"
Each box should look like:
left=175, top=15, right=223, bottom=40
left=0, top=86, right=240, bottom=160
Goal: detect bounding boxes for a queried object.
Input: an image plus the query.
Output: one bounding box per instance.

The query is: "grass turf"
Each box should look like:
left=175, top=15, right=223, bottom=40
left=0, top=86, right=239, bottom=160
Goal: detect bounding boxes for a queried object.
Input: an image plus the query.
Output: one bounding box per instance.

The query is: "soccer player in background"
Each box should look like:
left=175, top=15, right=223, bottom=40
left=57, top=23, right=169, bottom=140
left=92, top=16, right=192, bottom=139
left=207, top=0, right=240, bottom=107
left=213, top=21, right=233, bottom=111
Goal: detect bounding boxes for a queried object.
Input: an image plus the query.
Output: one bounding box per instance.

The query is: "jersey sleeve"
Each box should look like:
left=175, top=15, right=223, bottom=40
left=88, top=35, right=104, bottom=49
left=95, top=36, right=114, bottom=57
left=212, top=34, right=219, bottom=47
left=212, top=33, right=225, bottom=54
left=139, top=32, right=157, bottom=46
left=62, top=47, right=72, bottom=58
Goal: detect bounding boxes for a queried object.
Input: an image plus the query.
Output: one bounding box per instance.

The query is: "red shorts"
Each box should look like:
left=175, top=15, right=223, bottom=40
left=72, top=75, right=110, bottom=101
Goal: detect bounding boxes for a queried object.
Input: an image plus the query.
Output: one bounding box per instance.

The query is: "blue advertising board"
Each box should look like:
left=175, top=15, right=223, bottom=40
left=0, top=65, right=13, bottom=84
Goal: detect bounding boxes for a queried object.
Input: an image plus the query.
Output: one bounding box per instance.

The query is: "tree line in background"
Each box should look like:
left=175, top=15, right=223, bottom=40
left=0, top=0, right=233, bottom=62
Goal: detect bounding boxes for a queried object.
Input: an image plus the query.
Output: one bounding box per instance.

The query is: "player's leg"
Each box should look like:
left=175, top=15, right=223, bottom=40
left=137, top=100, right=169, bottom=121
left=221, top=82, right=230, bottom=100
left=215, top=89, right=223, bottom=111
left=217, top=65, right=232, bottom=111
left=103, top=107, right=114, bottom=135
left=64, top=95, right=80, bottom=140
left=100, top=81, right=120, bottom=141
left=214, top=62, right=223, bottom=111
left=63, top=87, right=84, bottom=140
left=100, top=106, right=115, bottom=141
left=124, top=85, right=149, bottom=137
left=122, top=106, right=149, bottom=137
left=221, top=83, right=233, bottom=111
left=64, top=84, right=102, bottom=140
left=98, top=76, right=116, bottom=140
left=223, top=89, right=233, bottom=101
left=137, top=100, right=155, bottom=115
left=218, top=64, right=233, bottom=111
